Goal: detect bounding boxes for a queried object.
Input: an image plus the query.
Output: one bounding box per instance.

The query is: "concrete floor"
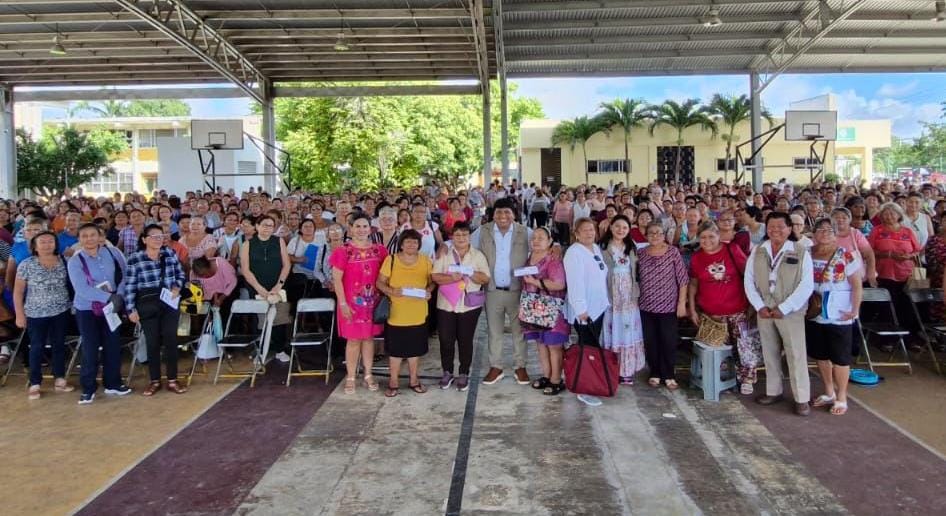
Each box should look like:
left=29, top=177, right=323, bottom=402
left=5, top=320, right=945, bottom=515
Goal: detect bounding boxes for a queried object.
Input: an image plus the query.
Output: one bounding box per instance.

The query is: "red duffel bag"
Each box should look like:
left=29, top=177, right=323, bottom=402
left=563, top=344, right=620, bottom=398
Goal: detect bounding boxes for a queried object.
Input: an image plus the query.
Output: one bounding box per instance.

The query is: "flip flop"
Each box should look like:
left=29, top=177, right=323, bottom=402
left=408, top=383, right=428, bottom=394
left=648, top=377, right=660, bottom=388
left=384, top=386, right=399, bottom=398
left=830, top=401, right=848, bottom=416
left=812, top=394, right=836, bottom=408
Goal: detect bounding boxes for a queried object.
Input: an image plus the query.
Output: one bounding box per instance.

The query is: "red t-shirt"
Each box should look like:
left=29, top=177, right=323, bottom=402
left=630, top=227, right=647, bottom=244
left=868, top=225, right=921, bottom=282
left=689, top=243, right=749, bottom=316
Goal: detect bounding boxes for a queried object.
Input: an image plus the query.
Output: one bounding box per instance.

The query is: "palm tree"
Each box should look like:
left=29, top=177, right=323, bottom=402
left=551, top=115, right=602, bottom=185
left=70, top=100, right=129, bottom=118
left=649, top=99, right=718, bottom=185
left=596, top=98, right=649, bottom=187
left=706, top=94, right=774, bottom=183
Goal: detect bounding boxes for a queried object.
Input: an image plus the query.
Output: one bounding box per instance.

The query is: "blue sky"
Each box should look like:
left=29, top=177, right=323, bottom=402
left=50, top=72, right=946, bottom=140
left=512, top=73, right=946, bottom=139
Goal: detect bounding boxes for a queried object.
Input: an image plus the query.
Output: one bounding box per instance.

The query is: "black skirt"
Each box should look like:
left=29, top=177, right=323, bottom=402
left=384, top=323, right=429, bottom=358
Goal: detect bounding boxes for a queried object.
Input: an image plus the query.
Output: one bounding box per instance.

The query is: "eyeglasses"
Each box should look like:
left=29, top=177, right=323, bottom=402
left=815, top=228, right=835, bottom=234
left=259, top=223, right=275, bottom=228
left=146, top=233, right=165, bottom=240
left=593, top=254, right=605, bottom=271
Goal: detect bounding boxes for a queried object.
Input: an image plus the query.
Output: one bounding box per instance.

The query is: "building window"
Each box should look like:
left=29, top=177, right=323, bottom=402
left=139, top=129, right=156, bottom=148
left=84, top=170, right=133, bottom=194
left=587, top=159, right=627, bottom=174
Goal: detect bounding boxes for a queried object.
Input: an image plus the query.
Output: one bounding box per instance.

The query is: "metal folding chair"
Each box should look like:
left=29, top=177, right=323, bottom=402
left=214, top=299, right=270, bottom=387
left=857, top=287, right=912, bottom=374
left=1, top=331, right=26, bottom=386
left=906, top=288, right=944, bottom=375
left=286, top=298, right=334, bottom=386
left=2, top=329, right=83, bottom=385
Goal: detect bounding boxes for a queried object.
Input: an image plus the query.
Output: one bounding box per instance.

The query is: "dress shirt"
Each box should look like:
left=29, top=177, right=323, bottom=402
left=743, top=240, right=814, bottom=315
left=67, top=246, right=127, bottom=311
left=124, top=247, right=186, bottom=313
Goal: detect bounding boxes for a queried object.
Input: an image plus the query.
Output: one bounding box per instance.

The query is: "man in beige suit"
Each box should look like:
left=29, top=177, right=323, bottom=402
left=744, top=212, right=815, bottom=416
left=471, top=197, right=531, bottom=385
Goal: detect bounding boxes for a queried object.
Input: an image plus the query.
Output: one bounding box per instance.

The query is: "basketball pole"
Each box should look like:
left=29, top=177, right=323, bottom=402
left=750, top=72, right=763, bottom=192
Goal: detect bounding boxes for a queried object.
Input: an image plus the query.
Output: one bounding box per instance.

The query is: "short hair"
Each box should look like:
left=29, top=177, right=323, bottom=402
left=451, top=221, right=472, bottom=234
left=137, top=223, right=164, bottom=250
left=29, top=230, right=59, bottom=256
left=763, top=212, right=797, bottom=241
left=78, top=222, right=100, bottom=234
left=813, top=217, right=837, bottom=234
left=397, top=229, right=423, bottom=251
left=192, top=256, right=212, bottom=276
left=493, top=197, right=516, bottom=212
left=877, top=201, right=905, bottom=223
left=697, top=220, right=719, bottom=236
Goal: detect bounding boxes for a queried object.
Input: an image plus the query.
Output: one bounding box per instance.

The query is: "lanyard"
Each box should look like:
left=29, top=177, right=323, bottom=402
left=766, top=244, right=788, bottom=291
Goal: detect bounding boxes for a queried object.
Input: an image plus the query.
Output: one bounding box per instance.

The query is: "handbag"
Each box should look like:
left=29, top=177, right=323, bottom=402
left=563, top=322, right=619, bottom=397
left=905, top=257, right=929, bottom=291
left=806, top=248, right=843, bottom=320
left=196, top=307, right=221, bottom=360
left=451, top=249, right=485, bottom=309
left=695, top=313, right=730, bottom=346
left=372, top=255, right=396, bottom=324
left=518, top=290, right=564, bottom=329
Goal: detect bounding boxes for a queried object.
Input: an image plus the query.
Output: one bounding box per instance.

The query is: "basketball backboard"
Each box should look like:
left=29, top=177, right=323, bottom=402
left=191, top=119, right=244, bottom=150
left=784, top=110, right=837, bottom=141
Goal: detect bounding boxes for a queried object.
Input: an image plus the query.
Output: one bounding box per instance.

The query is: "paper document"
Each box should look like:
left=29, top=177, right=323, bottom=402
left=105, top=312, right=122, bottom=332
left=401, top=287, right=428, bottom=299
left=160, top=288, right=180, bottom=309
left=514, top=266, right=539, bottom=277
left=448, top=264, right=474, bottom=275
left=302, top=244, right=319, bottom=270
left=824, top=291, right=853, bottom=321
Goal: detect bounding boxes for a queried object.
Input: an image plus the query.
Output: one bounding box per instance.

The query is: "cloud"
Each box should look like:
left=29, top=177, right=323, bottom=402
left=876, top=81, right=918, bottom=97
left=830, top=88, right=940, bottom=137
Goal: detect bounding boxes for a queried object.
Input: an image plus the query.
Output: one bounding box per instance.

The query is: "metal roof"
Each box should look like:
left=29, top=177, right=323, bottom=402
left=0, top=0, right=944, bottom=94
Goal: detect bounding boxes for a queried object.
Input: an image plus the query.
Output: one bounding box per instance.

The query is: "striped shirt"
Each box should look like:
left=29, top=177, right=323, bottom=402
left=124, top=247, right=186, bottom=313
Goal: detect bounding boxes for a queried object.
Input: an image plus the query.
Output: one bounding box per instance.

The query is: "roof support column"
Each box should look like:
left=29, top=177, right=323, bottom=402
left=482, top=84, right=492, bottom=186
left=500, top=77, right=509, bottom=185
left=750, top=72, right=763, bottom=192
left=0, top=86, right=16, bottom=198
left=260, top=80, right=276, bottom=194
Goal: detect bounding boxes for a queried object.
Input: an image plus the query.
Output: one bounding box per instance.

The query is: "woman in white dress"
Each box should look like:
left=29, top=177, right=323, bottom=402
left=599, top=215, right=646, bottom=384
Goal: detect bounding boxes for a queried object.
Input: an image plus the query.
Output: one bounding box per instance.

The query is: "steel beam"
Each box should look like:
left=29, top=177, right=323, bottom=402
left=13, top=87, right=248, bottom=102
left=494, top=0, right=510, bottom=184
left=750, top=72, right=763, bottom=192
left=273, top=85, right=480, bottom=97
left=0, top=86, right=15, bottom=197
left=112, top=0, right=266, bottom=103
left=469, top=0, right=492, bottom=88
left=755, top=0, right=870, bottom=93
left=260, top=80, right=276, bottom=194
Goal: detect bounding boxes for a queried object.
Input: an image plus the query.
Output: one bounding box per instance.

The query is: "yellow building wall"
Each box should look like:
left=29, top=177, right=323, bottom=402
left=519, top=119, right=892, bottom=189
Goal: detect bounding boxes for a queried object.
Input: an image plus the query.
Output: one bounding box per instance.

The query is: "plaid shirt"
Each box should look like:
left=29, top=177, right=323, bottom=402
left=119, top=226, right=139, bottom=256
left=124, top=247, right=185, bottom=313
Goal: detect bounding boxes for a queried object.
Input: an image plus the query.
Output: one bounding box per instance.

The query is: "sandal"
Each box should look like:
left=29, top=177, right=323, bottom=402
left=384, top=385, right=399, bottom=398
left=54, top=378, right=75, bottom=393
left=542, top=381, right=565, bottom=396
left=830, top=400, right=848, bottom=416
left=166, top=380, right=188, bottom=394
left=648, top=377, right=661, bottom=388
left=28, top=384, right=41, bottom=400
left=344, top=377, right=356, bottom=394
left=665, top=379, right=679, bottom=390
left=408, top=383, right=428, bottom=394
left=812, top=394, right=836, bottom=408
left=531, top=377, right=550, bottom=390
left=142, top=382, right=162, bottom=397
left=363, top=375, right=379, bottom=392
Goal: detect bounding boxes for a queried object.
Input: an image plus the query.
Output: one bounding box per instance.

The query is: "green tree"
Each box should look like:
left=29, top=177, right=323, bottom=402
left=16, top=126, right=127, bottom=198
left=551, top=116, right=603, bottom=186
left=648, top=99, right=718, bottom=185
left=596, top=98, right=649, bottom=187
left=874, top=136, right=920, bottom=176
left=69, top=99, right=191, bottom=118
left=705, top=94, right=773, bottom=183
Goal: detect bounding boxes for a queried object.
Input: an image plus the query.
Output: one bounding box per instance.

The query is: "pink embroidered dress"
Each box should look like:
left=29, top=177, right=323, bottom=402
left=329, top=243, right=388, bottom=339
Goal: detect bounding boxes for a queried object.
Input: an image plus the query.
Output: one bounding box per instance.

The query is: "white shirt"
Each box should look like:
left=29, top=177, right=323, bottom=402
left=572, top=201, right=591, bottom=223
left=470, top=222, right=532, bottom=289
left=563, top=243, right=610, bottom=323
left=744, top=240, right=814, bottom=316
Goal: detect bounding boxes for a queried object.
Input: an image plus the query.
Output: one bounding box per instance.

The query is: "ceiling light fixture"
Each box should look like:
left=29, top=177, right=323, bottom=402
left=334, top=14, right=350, bottom=51
left=701, top=7, right=722, bottom=27
left=50, top=24, right=66, bottom=55
left=933, top=1, right=946, bottom=22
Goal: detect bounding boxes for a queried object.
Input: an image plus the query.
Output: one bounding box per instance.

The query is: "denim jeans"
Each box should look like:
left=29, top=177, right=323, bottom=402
left=27, top=310, right=70, bottom=386
left=75, top=309, right=122, bottom=395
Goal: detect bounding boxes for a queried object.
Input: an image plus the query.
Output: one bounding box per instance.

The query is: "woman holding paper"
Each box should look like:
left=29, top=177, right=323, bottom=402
left=432, top=221, right=489, bottom=391
left=287, top=218, right=320, bottom=304
left=806, top=218, right=862, bottom=416
left=376, top=229, right=433, bottom=397
left=519, top=227, right=569, bottom=395
left=126, top=224, right=187, bottom=397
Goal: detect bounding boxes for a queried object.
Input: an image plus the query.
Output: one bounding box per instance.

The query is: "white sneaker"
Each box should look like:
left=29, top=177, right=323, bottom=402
left=576, top=394, right=602, bottom=407
left=275, top=351, right=291, bottom=363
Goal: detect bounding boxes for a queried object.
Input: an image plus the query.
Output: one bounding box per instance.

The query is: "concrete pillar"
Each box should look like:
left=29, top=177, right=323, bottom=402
left=861, top=147, right=873, bottom=187
left=500, top=75, right=509, bottom=185
left=260, top=80, right=277, bottom=194
left=0, top=86, right=16, bottom=198
left=482, top=82, right=492, bottom=184
left=750, top=72, right=763, bottom=192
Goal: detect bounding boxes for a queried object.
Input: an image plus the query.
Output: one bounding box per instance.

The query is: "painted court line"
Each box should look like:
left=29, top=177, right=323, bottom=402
left=444, top=339, right=485, bottom=516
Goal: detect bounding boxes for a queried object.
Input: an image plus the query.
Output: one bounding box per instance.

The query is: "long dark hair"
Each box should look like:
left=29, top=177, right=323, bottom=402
left=599, top=214, right=634, bottom=257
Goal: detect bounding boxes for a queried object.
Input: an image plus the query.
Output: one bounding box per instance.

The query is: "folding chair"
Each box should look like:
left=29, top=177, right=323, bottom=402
left=286, top=298, right=334, bottom=386
left=857, top=287, right=912, bottom=374
left=906, top=288, right=944, bottom=375
left=1, top=331, right=26, bottom=386
left=214, top=299, right=270, bottom=387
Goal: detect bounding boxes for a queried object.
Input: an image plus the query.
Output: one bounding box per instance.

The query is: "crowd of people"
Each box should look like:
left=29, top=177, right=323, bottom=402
left=2, top=176, right=942, bottom=414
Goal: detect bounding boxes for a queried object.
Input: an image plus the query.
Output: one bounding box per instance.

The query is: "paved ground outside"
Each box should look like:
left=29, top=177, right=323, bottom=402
left=2, top=318, right=944, bottom=515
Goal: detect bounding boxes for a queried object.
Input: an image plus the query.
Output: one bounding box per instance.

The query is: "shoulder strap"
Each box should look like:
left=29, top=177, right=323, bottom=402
left=76, top=253, right=94, bottom=286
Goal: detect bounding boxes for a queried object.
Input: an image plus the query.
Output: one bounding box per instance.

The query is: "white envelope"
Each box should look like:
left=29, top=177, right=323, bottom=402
left=401, top=287, right=428, bottom=298
left=514, top=266, right=539, bottom=277
left=160, top=288, right=180, bottom=309
left=448, top=264, right=474, bottom=275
